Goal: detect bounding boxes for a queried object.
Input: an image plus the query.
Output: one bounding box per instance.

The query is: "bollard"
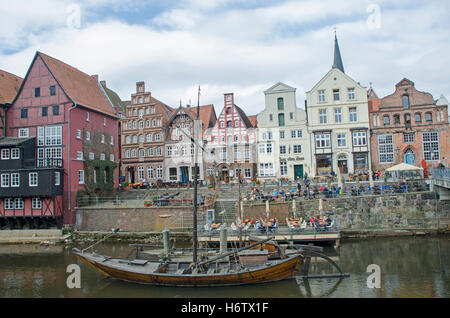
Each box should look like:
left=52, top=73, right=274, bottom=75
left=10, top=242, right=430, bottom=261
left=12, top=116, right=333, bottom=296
left=162, top=230, right=170, bottom=257
left=219, top=228, right=227, bottom=254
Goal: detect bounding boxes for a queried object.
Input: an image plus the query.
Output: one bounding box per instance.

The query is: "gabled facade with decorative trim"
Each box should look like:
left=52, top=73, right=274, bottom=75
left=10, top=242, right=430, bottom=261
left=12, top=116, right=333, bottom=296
left=306, top=35, right=371, bottom=177
left=256, top=82, right=310, bottom=181
left=204, top=93, right=257, bottom=183
left=369, top=78, right=450, bottom=171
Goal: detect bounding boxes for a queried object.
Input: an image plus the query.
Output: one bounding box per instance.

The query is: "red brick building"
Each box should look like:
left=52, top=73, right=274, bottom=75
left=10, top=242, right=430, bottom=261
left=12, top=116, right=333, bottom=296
left=5, top=51, right=120, bottom=225
left=369, top=78, right=450, bottom=172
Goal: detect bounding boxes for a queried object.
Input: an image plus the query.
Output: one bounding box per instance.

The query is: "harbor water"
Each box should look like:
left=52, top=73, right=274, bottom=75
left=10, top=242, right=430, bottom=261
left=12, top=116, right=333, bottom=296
left=0, top=237, right=448, bottom=298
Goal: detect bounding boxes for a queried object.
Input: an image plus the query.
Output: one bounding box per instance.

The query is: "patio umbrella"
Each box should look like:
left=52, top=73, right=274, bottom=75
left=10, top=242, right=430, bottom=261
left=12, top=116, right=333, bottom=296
left=292, top=199, right=297, bottom=219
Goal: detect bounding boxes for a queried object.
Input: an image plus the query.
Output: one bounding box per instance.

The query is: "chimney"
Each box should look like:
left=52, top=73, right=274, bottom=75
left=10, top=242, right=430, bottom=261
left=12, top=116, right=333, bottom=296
left=100, top=80, right=107, bottom=89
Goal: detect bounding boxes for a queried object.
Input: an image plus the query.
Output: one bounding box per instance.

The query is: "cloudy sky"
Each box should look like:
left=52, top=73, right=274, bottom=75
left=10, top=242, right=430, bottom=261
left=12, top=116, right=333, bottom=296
left=0, top=0, right=449, bottom=116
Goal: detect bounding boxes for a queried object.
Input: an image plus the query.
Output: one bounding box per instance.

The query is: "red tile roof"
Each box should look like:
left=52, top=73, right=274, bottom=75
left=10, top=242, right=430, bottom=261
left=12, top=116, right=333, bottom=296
left=185, top=104, right=217, bottom=132
left=0, top=69, right=22, bottom=104
left=248, top=115, right=258, bottom=128
left=38, top=52, right=117, bottom=118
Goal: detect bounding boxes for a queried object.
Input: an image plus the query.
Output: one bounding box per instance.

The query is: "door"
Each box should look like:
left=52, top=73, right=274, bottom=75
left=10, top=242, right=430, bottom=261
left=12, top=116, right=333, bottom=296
left=404, top=149, right=415, bottom=165
left=338, top=159, right=348, bottom=174
left=181, top=167, right=189, bottom=183
left=294, top=165, right=303, bottom=180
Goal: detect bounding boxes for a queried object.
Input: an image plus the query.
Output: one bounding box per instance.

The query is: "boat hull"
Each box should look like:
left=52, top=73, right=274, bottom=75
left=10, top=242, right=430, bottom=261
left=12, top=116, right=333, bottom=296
left=74, top=251, right=303, bottom=287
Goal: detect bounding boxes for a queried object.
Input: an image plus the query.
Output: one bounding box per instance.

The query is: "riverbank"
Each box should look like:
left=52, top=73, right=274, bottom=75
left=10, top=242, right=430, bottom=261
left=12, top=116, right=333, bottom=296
left=1, top=226, right=449, bottom=245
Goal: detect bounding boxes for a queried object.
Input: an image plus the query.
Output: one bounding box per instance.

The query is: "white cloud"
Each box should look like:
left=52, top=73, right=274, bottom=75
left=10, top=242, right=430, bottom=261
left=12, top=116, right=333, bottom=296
left=0, top=0, right=449, bottom=117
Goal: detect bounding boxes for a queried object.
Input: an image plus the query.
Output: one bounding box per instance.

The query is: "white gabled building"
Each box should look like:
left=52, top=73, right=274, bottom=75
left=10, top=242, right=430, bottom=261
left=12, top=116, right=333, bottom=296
left=256, top=82, right=311, bottom=181
left=306, top=35, right=371, bottom=177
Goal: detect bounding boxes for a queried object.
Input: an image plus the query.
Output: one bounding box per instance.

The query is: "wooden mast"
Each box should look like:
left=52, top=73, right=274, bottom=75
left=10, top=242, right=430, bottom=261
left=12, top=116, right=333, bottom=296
left=192, top=86, right=200, bottom=264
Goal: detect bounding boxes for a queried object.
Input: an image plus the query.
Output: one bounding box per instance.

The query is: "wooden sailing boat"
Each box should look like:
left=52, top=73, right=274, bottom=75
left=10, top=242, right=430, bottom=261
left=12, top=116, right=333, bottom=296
left=73, top=86, right=304, bottom=287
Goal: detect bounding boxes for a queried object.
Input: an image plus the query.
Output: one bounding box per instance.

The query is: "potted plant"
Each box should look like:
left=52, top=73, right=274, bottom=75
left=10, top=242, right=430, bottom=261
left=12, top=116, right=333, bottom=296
left=122, top=181, right=129, bottom=190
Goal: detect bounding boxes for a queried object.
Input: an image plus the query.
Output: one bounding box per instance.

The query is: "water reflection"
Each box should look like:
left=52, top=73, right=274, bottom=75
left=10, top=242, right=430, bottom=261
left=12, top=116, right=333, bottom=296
left=0, top=237, right=448, bottom=298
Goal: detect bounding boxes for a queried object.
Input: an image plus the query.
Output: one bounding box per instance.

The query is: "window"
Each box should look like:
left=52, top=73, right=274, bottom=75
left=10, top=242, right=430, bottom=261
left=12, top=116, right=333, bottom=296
left=348, top=88, right=355, bottom=100
left=55, top=171, right=61, bottom=186
left=234, top=120, right=239, bottom=128
left=278, top=113, right=285, bottom=126
left=147, top=166, right=154, bottom=179
left=349, top=107, right=357, bottom=122
left=244, top=168, right=251, bottom=178
left=104, top=118, right=107, bottom=126
left=11, top=148, right=20, bottom=159
left=139, top=121, right=144, bottom=129
left=146, top=134, right=153, bottom=143
left=315, top=134, right=331, bottom=148
left=76, top=129, right=81, bottom=139
left=32, top=198, right=42, bottom=209
left=404, top=114, right=411, bottom=125
left=266, top=143, right=272, bottom=154
left=41, top=125, right=62, bottom=146
left=133, top=135, right=137, bottom=144
left=100, top=153, right=106, bottom=160
left=138, top=166, right=144, bottom=179
left=21, top=109, right=28, bottom=118
left=404, top=132, right=414, bottom=143
left=337, top=133, right=346, bottom=147
left=334, top=108, right=342, bottom=123
left=259, top=163, right=274, bottom=177
left=425, top=113, right=433, bottom=122
left=49, top=85, right=56, bottom=96
left=289, top=112, right=294, bottom=120
left=139, top=109, right=144, bottom=118
left=293, top=145, right=302, bottom=154
left=146, top=120, right=150, bottom=128
left=378, top=135, right=394, bottom=164
left=125, top=150, right=130, bottom=158
left=167, top=146, right=172, bottom=156
left=333, top=89, right=340, bottom=102
left=86, top=131, right=90, bottom=141
left=234, top=135, right=239, bottom=142
left=157, top=166, right=163, bottom=179
left=383, top=115, right=390, bottom=125
left=14, top=198, right=24, bottom=210
left=35, top=87, right=40, bottom=97
left=1, top=174, right=9, bottom=187
left=394, top=114, right=400, bottom=125
left=4, top=199, right=14, bottom=210
left=280, top=161, right=288, bottom=176
left=413, top=113, right=421, bottom=123
left=258, top=144, right=265, bottom=154
left=220, top=121, right=224, bottom=128
left=227, top=121, right=232, bottom=128
left=280, top=131, right=285, bottom=139
left=139, top=135, right=144, bottom=143
left=352, top=131, right=367, bottom=146
left=155, top=134, right=161, bottom=141
left=101, top=135, right=105, bottom=144
left=402, top=95, right=410, bottom=109
left=318, top=90, right=326, bottom=102
left=89, top=152, right=94, bottom=160
left=52, top=105, right=59, bottom=115
left=148, top=148, right=154, bottom=157
left=86, top=112, right=90, bottom=121
left=42, top=107, right=48, bottom=117
left=78, top=170, right=85, bottom=184
left=220, top=148, right=227, bottom=160
left=11, top=173, right=19, bottom=187
left=269, top=114, right=273, bottom=121
left=319, top=109, right=327, bottom=124
left=1, top=149, right=9, bottom=160
left=18, top=128, right=29, bottom=137
left=423, top=132, right=439, bottom=161
left=280, top=145, right=287, bottom=154
left=76, top=151, right=83, bottom=160
left=110, top=136, right=114, bottom=146
left=277, top=97, right=284, bottom=110
left=29, top=172, right=38, bottom=187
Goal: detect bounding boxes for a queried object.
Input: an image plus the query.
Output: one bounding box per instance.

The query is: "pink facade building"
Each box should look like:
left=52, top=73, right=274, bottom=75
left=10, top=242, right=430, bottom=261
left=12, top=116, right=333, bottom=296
left=5, top=52, right=119, bottom=225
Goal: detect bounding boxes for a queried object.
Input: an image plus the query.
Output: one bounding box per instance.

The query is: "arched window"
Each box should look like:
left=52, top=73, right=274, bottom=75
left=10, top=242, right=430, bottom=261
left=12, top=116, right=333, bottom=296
left=404, top=113, right=411, bottom=124
left=133, top=135, right=137, bottom=144
left=277, top=97, right=284, bottom=110
left=139, top=135, right=144, bottom=143
left=402, top=95, right=410, bottom=109
left=425, top=113, right=433, bottom=122
left=394, top=114, right=400, bottom=125
left=415, top=113, right=422, bottom=123
left=147, top=134, right=152, bottom=142
left=126, top=136, right=131, bottom=144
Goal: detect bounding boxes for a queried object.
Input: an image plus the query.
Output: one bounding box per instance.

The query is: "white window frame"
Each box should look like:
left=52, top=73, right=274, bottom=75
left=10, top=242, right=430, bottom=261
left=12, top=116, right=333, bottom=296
left=293, top=145, right=302, bottom=154
left=352, top=131, right=367, bottom=146
left=349, top=107, right=358, bottom=122
left=1, top=174, right=9, bottom=188
left=319, top=109, right=327, bottom=124
left=422, top=132, right=440, bottom=162
left=18, top=128, right=29, bottom=138
left=315, top=134, right=331, bottom=148
left=11, top=148, right=20, bottom=159
left=32, top=198, right=42, bottom=209
left=78, top=170, right=85, bottom=184
left=29, top=172, right=38, bottom=187
left=378, top=135, right=394, bottom=164
left=337, top=133, right=346, bottom=147
left=1, top=149, right=10, bottom=160
left=55, top=171, right=60, bottom=186
left=11, top=173, right=19, bottom=187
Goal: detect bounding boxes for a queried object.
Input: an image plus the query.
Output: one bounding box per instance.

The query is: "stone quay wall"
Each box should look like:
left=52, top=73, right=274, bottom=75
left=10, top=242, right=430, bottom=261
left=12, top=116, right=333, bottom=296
left=241, top=191, right=450, bottom=230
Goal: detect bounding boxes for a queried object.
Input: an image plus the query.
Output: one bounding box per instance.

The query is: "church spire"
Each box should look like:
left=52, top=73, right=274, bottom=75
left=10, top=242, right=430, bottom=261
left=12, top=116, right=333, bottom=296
left=332, top=31, right=345, bottom=73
